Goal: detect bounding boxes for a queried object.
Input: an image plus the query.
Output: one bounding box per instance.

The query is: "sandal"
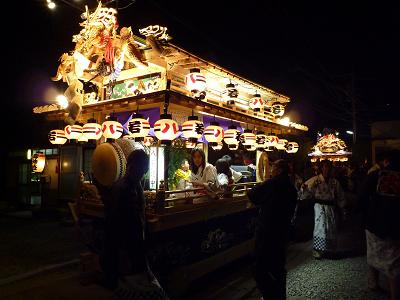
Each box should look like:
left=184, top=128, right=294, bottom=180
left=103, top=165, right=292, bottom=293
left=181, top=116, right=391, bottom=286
left=313, top=250, right=324, bottom=259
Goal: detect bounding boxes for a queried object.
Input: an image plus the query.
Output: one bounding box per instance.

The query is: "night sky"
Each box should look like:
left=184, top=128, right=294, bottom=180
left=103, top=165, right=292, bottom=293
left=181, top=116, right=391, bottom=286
left=6, top=0, right=399, bottom=149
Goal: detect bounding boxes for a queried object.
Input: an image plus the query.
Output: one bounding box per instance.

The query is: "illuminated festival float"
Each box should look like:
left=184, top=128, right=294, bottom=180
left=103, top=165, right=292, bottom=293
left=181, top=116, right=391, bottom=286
left=308, top=129, right=352, bottom=162
left=32, top=2, right=308, bottom=295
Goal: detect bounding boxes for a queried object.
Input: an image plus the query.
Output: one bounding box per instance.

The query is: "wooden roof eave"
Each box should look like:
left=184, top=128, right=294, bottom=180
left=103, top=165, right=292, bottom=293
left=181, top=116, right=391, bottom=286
left=42, top=91, right=167, bottom=121
left=41, top=90, right=304, bottom=135
left=166, top=43, right=290, bottom=103
left=167, top=91, right=302, bottom=135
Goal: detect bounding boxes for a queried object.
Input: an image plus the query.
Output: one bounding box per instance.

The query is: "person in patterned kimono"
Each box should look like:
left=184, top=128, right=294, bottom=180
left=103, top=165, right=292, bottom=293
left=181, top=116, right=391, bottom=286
left=299, top=160, right=345, bottom=259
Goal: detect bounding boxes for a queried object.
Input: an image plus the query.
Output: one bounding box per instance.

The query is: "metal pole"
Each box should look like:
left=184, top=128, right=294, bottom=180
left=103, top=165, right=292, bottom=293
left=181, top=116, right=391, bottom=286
left=351, top=71, right=357, bottom=146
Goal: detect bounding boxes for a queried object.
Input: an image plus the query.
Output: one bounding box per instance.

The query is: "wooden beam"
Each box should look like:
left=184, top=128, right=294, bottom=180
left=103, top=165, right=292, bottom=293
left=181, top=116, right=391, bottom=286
left=42, top=91, right=305, bottom=133
left=180, top=63, right=208, bottom=69
left=168, top=43, right=290, bottom=102
left=168, top=91, right=304, bottom=134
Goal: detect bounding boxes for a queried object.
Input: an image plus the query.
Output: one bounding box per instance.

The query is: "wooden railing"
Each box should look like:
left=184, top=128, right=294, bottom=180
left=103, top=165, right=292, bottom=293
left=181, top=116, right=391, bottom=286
left=77, top=181, right=260, bottom=217
left=153, top=181, right=259, bottom=211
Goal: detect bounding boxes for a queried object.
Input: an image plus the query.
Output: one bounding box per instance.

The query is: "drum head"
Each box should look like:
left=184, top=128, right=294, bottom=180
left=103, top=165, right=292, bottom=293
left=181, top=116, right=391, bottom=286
left=92, top=142, right=126, bottom=187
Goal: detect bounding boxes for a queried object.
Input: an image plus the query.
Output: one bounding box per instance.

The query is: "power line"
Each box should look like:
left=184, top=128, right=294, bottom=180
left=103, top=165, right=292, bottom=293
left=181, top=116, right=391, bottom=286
left=117, top=0, right=136, bottom=10
left=57, top=0, right=84, bottom=11
left=53, top=0, right=136, bottom=12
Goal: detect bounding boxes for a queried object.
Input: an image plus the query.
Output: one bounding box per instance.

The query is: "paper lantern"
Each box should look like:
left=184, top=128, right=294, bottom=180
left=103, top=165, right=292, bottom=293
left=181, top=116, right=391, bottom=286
left=286, top=142, right=299, bottom=153
left=48, top=129, right=67, bottom=145
left=185, top=68, right=206, bottom=100
left=185, top=140, right=196, bottom=149
left=247, top=144, right=257, bottom=151
left=154, top=114, right=179, bottom=145
left=83, top=119, right=102, bottom=140
left=241, top=129, right=256, bottom=149
left=78, top=134, right=88, bottom=143
left=211, top=141, right=223, bottom=151
left=204, top=121, right=224, bottom=146
left=32, top=153, right=45, bottom=173
left=102, top=120, right=123, bottom=140
left=223, top=83, right=238, bottom=106
left=64, top=124, right=83, bottom=140
left=264, top=146, right=274, bottom=152
left=143, top=135, right=154, bottom=147
left=265, top=135, right=279, bottom=148
left=224, top=125, right=241, bottom=150
left=182, top=115, right=204, bottom=143
left=276, top=139, right=289, bottom=150
left=128, top=114, right=150, bottom=141
left=172, top=138, right=186, bottom=148
left=123, top=134, right=134, bottom=140
left=229, top=144, right=239, bottom=150
left=255, top=131, right=267, bottom=150
left=249, top=94, right=264, bottom=112
left=270, top=104, right=285, bottom=117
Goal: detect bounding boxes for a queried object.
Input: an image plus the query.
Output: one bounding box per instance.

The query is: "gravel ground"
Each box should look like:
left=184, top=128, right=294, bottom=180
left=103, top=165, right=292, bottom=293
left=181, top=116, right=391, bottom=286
left=286, top=255, right=389, bottom=300
left=242, top=254, right=389, bottom=300
left=188, top=239, right=390, bottom=300
left=188, top=212, right=391, bottom=300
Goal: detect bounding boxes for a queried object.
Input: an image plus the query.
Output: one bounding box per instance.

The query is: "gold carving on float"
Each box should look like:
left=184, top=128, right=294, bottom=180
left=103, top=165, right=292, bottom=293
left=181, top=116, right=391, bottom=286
left=50, top=2, right=169, bottom=124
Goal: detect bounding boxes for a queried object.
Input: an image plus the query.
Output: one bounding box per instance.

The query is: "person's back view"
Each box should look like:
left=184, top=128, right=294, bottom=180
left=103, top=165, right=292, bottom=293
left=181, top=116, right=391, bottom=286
left=222, top=154, right=243, bottom=183
left=247, top=159, right=297, bottom=300
left=97, top=149, right=168, bottom=299
left=360, top=151, right=400, bottom=300
left=215, top=158, right=233, bottom=191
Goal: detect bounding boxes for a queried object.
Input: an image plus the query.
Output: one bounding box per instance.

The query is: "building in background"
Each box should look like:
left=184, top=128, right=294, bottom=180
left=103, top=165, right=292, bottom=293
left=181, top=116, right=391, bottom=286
left=371, top=121, right=400, bottom=163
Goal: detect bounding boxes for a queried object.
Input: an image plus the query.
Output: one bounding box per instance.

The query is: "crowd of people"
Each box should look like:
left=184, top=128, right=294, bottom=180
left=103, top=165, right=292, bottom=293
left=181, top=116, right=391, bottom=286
left=93, top=148, right=399, bottom=300
left=249, top=152, right=400, bottom=300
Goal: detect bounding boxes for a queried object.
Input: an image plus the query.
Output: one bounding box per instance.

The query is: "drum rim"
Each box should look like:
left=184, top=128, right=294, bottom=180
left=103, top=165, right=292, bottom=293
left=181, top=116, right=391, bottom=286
left=92, top=141, right=127, bottom=186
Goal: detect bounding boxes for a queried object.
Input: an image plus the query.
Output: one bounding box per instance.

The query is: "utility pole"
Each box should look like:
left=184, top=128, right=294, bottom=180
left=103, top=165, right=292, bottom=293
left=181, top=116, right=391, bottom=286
left=351, top=70, right=357, bottom=146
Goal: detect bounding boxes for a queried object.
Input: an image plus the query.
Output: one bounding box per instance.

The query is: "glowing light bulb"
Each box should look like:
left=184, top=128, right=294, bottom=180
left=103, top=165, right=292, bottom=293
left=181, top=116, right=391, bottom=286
left=48, top=1, right=56, bottom=9
left=279, top=117, right=290, bottom=126
left=56, top=95, right=68, bottom=109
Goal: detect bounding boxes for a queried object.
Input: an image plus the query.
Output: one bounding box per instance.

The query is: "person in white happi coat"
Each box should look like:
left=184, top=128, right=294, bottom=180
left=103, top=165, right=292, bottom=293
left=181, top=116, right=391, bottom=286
left=189, top=148, right=218, bottom=201
left=299, top=160, right=345, bottom=259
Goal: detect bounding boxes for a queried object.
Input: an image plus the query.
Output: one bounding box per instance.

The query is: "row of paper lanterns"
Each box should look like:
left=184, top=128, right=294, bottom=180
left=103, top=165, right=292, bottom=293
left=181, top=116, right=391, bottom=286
left=48, top=113, right=298, bottom=154
left=48, top=117, right=124, bottom=145
left=185, top=68, right=285, bottom=116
